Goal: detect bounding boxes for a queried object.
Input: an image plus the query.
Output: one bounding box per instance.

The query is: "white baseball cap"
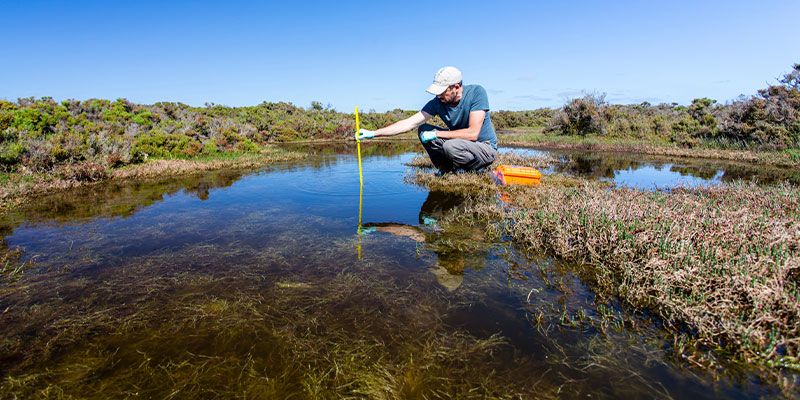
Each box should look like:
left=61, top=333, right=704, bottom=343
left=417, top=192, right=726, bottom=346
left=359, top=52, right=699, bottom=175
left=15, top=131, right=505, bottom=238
left=426, top=66, right=462, bottom=95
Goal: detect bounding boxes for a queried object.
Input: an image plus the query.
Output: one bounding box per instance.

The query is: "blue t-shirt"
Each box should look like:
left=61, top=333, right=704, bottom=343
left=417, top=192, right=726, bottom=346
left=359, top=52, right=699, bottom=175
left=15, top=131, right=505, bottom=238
left=421, top=84, right=497, bottom=149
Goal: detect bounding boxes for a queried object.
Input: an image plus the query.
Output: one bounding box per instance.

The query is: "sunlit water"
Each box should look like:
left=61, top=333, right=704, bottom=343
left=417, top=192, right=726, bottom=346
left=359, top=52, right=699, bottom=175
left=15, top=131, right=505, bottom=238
left=503, top=146, right=800, bottom=188
left=0, top=144, right=790, bottom=398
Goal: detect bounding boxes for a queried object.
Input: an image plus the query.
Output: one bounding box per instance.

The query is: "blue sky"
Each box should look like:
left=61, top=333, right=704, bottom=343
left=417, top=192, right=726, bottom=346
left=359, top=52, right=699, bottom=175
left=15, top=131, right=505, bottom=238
left=1, top=0, right=798, bottom=111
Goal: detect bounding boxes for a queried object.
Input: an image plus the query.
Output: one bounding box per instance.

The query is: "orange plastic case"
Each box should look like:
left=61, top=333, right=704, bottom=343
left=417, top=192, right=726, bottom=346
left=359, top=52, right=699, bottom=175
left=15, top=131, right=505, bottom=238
left=493, top=165, right=542, bottom=186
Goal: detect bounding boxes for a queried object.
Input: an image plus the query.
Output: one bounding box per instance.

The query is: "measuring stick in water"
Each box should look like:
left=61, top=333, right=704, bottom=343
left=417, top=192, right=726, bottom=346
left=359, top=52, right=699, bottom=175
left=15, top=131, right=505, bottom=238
left=355, top=106, right=364, bottom=258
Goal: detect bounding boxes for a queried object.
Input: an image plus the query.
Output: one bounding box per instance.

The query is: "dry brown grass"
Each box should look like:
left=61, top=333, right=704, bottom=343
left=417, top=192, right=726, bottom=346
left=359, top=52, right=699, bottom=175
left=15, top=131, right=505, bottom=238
left=405, top=170, right=498, bottom=196
left=501, top=182, right=800, bottom=370
left=111, top=155, right=294, bottom=180
left=404, top=151, right=559, bottom=196
left=406, top=151, right=558, bottom=171
left=407, top=156, right=800, bottom=372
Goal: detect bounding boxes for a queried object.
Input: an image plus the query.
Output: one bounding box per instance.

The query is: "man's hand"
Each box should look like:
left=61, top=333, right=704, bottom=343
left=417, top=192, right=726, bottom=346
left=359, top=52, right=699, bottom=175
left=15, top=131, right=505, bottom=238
left=356, top=128, right=376, bottom=141
left=419, top=130, right=438, bottom=143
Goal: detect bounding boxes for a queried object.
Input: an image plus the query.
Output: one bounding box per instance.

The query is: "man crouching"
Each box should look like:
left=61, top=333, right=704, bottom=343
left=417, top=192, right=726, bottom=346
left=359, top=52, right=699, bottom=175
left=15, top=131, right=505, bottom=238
left=357, top=66, right=498, bottom=173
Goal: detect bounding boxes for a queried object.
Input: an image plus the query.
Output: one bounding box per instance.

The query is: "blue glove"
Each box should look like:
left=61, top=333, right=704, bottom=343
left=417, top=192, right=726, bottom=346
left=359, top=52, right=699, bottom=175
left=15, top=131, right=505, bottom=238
left=356, top=128, right=375, bottom=141
left=419, top=130, right=438, bottom=143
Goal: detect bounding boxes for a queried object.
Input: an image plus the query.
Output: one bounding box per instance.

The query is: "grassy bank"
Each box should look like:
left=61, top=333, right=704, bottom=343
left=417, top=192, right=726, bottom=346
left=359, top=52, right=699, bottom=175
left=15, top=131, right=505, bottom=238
left=0, top=145, right=304, bottom=211
left=407, top=156, right=800, bottom=374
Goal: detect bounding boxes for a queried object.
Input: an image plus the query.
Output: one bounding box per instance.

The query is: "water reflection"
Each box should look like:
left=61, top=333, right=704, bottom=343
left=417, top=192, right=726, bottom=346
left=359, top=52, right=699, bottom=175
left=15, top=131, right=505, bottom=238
left=0, top=146, right=790, bottom=398
left=280, top=140, right=421, bottom=158
left=363, top=191, right=484, bottom=291
left=537, top=150, right=800, bottom=188
left=5, top=170, right=247, bottom=226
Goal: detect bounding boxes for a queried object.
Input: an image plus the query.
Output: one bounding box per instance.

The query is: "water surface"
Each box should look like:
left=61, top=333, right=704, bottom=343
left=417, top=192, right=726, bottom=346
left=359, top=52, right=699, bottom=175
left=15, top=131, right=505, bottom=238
left=0, top=143, right=790, bottom=398
left=504, top=146, right=800, bottom=188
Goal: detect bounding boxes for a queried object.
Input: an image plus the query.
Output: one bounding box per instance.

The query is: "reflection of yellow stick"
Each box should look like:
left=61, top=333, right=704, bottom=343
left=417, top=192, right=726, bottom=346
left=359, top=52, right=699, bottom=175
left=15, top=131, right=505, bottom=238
left=355, top=106, right=363, bottom=259
left=357, top=180, right=363, bottom=259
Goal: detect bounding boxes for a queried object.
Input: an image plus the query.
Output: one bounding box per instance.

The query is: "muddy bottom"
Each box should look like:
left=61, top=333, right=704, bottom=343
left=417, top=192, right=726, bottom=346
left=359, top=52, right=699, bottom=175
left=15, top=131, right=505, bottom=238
left=0, top=144, right=789, bottom=398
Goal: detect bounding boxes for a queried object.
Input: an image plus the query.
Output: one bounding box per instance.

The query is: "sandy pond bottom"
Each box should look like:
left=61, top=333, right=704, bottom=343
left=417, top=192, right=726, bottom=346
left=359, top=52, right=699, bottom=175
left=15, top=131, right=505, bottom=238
left=0, top=144, right=787, bottom=399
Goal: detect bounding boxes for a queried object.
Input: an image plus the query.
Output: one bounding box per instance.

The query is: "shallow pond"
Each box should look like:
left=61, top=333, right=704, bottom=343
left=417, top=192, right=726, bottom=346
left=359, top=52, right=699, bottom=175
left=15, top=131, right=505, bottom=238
left=0, top=143, right=792, bottom=398
left=503, top=146, right=800, bottom=188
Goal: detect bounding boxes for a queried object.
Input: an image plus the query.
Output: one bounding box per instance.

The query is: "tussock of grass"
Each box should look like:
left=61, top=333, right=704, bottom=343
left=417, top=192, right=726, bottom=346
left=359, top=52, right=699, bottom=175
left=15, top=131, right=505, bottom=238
left=404, top=154, right=434, bottom=168
left=408, top=154, right=800, bottom=372
left=111, top=151, right=299, bottom=180
left=406, top=170, right=497, bottom=197
left=406, top=151, right=558, bottom=171
left=504, top=182, right=799, bottom=369
left=404, top=151, right=559, bottom=197
left=510, top=183, right=798, bottom=370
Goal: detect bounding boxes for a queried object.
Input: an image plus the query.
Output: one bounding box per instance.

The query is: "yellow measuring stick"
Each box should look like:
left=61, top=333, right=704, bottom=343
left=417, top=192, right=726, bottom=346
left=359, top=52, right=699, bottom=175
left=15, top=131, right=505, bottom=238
left=355, top=106, right=364, bottom=258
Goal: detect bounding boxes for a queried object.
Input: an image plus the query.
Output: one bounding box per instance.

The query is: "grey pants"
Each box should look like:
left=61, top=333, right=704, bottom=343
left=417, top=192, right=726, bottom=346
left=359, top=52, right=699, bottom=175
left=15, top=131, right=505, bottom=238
left=417, top=124, right=498, bottom=172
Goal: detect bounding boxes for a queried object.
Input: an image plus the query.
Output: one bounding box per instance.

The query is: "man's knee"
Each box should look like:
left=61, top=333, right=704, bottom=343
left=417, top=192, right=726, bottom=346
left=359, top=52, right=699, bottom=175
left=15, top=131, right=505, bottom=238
left=442, top=140, right=475, bottom=163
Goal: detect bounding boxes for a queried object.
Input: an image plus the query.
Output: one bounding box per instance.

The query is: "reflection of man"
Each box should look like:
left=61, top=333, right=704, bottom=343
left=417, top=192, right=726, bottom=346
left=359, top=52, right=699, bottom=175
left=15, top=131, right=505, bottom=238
left=418, top=190, right=464, bottom=225
left=418, top=191, right=467, bottom=292
left=357, top=66, right=498, bottom=174
left=362, top=191, right=480, bottom=292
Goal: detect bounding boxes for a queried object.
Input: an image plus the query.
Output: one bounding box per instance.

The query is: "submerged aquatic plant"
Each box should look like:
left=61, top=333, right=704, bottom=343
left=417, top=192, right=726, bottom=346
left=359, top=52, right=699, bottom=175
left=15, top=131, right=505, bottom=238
left=0, top=239, right=553, bottom=399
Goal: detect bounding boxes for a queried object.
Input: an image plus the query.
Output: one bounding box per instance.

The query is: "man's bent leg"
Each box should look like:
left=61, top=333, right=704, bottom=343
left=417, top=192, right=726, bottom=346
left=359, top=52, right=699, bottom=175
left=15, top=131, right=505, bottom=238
left=442, top=139, right=497, bottom=171
left=417, top=124, right=453, bottom=172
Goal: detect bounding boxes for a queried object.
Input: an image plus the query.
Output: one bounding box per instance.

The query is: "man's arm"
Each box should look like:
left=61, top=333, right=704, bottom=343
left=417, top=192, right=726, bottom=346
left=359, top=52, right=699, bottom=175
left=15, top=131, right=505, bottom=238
left=433, top=110, right=485, bottom=141
left=373, top=111, right=430, bottom=137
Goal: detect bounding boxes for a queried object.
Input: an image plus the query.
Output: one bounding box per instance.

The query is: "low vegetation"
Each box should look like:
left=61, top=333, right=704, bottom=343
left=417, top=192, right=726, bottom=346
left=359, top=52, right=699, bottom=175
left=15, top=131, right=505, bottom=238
left=1, top=63, right=797, bottom=180
left=508, top=64, right=800, bottom=154
left=407, top=155, right=800, bottom=375
left=0, top=147, right=304, bottom=211
left=0, top=98, right=418, bottom=175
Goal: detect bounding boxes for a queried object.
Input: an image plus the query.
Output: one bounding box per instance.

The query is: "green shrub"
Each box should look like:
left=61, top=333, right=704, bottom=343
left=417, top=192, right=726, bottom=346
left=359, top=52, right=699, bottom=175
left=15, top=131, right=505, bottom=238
left=49, top=131, right=88, bottom=162
left=0, top=142, right=25, bottom=166
left=492, top=109, right=553, bottom=130
left=131, top=110, right=154, bottom=127
left=236, top=139, right=259, bottom=153
left=102, top=99, right=134, bottom=123
left=670, top=116, right=703, bottom=147
left=547, top=94, right=607, bottom=136
left=0, top=100, right=17, bottom=111
left=11, top=108, right=44, bottom=135
left=201, top=141, right=218, bottom=155
left=181, top=140, right=203, bottom=157
left=132, top=131, right=191, bottom=158
left=718, top=64, right=800, bottom=149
